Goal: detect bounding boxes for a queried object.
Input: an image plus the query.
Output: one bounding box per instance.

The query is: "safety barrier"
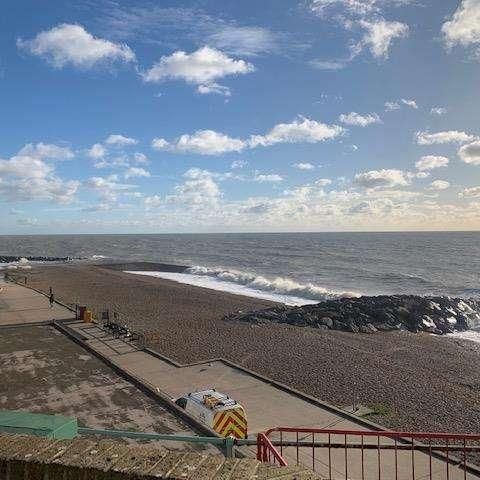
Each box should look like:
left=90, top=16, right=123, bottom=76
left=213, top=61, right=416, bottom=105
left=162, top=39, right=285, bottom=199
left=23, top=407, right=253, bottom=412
left=258, top=427, right=480, bottom=479
left=257, top=433, right=288, bottom=466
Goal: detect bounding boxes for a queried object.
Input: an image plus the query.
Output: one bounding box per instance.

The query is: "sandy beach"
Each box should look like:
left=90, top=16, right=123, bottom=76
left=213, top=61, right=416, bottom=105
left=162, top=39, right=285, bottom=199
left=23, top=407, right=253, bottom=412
left=15, top=263, right=480, bottom=435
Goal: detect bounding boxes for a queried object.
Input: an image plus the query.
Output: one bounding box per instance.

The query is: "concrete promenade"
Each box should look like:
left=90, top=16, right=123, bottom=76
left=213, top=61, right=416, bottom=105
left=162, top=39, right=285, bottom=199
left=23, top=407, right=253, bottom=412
left=66, top=321, right=480, bottom=480
left=1, top=278, right=478, bottom=479
left=0, top=277, right=74, bottom=325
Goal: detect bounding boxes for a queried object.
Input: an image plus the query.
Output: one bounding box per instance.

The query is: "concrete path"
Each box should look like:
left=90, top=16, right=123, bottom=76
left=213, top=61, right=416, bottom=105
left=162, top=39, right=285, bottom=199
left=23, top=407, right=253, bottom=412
left=0, top=277, right=74, bottom=325
left=66, top=321, right=480, bottom=479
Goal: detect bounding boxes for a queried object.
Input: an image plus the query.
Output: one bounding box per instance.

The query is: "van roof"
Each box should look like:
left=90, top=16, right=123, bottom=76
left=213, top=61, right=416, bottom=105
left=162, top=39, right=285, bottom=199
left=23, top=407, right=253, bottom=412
left=186, top=389, right=239, bottom=410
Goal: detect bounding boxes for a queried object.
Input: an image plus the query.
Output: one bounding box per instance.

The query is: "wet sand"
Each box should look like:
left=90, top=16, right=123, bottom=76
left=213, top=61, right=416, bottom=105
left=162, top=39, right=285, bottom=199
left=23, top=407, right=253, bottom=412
left=16, top=263, right=480, bottom=434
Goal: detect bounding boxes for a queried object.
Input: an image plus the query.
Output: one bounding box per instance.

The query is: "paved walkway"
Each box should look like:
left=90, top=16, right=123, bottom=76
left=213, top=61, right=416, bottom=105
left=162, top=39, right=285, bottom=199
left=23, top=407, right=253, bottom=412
left=0, top=277, right=74, bottom=325
left=67, top=321, right=480, bottom=479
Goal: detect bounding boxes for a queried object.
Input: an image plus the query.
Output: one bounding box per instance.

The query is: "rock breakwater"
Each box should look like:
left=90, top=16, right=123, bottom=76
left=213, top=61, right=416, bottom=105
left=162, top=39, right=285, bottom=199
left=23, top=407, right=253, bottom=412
left=226, top=295, right=480, bottom=335
left=0, top=255, right=75, bottom=263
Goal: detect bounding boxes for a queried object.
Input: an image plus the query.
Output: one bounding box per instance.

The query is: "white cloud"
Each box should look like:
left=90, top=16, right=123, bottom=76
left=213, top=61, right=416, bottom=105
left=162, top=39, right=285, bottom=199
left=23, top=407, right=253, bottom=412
left=17, top=24, right=135, bottom=69
left=309, top=59, right=348, bottom=70
left=18, top=142, right=74, bottom=160
left=458, top=140, right=480, bottom=165
left=309, top=0, right=415, bottom=17
left=207, top=26, right=279, bottom=57
left=169, top=169, right=221, bottom=206
left=431, top=107, right=447, bottom=116
left=293, top=162, right=315, bottom=170
left=459, top=186, right=480, bottom=198
left=144, top=195, right=162, bottom=208
left=385, top=101, right=401, bottom=111
left=428, top=180, right=450, bottom=191
left=133, top=152, right=148, bottom=164
left=339, top=111, right=381, bottom=126
left=315, top=178, right=332, bottom=186
left=231, top=160, right=248, bottom=169
left=401, top=98, right=418, bottom=109
left=0, top=145, right=78, bottom=204
left=87, top=143, right=106, bottom=159
left=124, top=167, right=150, bottom=179
left=142, top=46, right=254, bottom=95
left=197, top=82, right=231, bottom=96
left=385, top=98, right=417, bottom=111
left=254, top=173, right=283, bottom=183
left=354, top=169, right=411, bottom=188
left=358, top=19, right=409, bottom=59
left=105, top=134, right=138, bottom=146
left=415, top=155, right=449, bottom=171
left=248, top=117, right=344, bottom=148
left=416, top=130, right=477, bottom=145
left=85, top=175, right=135, bottom=204
left=442, top=0, right=480, bottom=49
left=153, top=130, right=245, bottom=155
left=152, top=117, right=344, bottom=155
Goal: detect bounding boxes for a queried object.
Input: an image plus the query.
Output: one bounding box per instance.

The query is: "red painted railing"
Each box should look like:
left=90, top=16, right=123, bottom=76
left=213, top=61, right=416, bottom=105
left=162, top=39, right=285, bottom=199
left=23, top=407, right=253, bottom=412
left=257, top=433, right=288, bottom=467
left=257, top=427, right=480, bottom=479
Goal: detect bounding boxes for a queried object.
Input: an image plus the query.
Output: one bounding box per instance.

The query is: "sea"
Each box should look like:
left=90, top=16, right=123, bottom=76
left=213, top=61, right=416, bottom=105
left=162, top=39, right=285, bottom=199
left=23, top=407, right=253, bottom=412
left=1, top=232, right=479, bottom=307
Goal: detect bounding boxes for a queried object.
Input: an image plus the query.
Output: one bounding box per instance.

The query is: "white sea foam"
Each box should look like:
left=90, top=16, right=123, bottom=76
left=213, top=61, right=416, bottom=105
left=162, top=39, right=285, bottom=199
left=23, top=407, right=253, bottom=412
left=125, top=266, right=361, bottom=306
left=448, top=330, right=480, bottom=344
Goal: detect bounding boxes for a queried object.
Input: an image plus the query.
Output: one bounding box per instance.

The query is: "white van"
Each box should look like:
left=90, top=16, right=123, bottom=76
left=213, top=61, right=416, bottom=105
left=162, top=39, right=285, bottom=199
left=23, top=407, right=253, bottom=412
left=175, top=389, right=248, bottom=439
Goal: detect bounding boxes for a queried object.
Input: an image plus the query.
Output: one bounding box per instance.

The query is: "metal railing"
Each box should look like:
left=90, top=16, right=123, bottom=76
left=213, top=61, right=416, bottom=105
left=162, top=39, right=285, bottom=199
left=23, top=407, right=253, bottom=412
left=259, top=427, right=480, bottom=479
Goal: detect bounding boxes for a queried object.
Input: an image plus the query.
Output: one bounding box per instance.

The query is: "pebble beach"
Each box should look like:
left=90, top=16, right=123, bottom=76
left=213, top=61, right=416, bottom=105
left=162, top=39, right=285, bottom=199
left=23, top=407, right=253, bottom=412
left=16, top=263, right=480, bottom=435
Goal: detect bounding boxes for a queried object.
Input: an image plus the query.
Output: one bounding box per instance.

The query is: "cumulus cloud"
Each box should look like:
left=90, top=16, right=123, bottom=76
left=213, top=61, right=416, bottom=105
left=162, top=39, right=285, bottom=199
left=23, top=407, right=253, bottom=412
left=339, top=111, right=381, bottom=127
left=459, top=186, right=480, bottom=198
left=0, top=145, right=79, bottom=204
left=85, top=175, right=135, bottom=204
left=17, top=24, right=135, bottom=69
left=124, top=167, right=150, bottom=179
left=142, top=46, right=254, bottom=95
left=415, top=155, right=449, bottom=171
left=442, top=0, right=480, bottom=49
left=152, top=130, right=245, bottom=155
left=248, top=117, right=345, bottom=148
left=18, top=142, right=74, bottom=160
left=144, top=195, right=162, bottom=208
left=428, top=180, right=450, bottom=191
left=152, top=117, right=344, bottom=155
left=293, top=162, right=315, bottom=170
left=169, top=169, right=221, bottom=206
left=105, top=134, right=138, bottom=146
left=416, top=130, right=477, bottom=145
left=87, top=143, right=106, bottom=160
left=458, top=140, right=480, bottom=165
left=353, top=169, right=411, bottom=189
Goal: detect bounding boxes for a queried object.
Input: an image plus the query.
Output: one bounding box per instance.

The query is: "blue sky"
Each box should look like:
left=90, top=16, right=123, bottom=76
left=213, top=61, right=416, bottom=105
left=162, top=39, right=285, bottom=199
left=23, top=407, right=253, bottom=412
left=1, top=0, right=480, bottom=233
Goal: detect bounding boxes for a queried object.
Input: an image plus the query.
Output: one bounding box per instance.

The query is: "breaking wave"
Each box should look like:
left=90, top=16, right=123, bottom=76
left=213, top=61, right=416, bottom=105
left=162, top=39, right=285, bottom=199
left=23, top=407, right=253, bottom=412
left=186, top=265, right=361, bottom=302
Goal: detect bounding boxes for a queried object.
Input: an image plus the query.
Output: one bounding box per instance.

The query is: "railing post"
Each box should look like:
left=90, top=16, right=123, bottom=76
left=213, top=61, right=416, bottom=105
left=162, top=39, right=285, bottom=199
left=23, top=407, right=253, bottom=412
left=225, top=436, right=235, bottom=458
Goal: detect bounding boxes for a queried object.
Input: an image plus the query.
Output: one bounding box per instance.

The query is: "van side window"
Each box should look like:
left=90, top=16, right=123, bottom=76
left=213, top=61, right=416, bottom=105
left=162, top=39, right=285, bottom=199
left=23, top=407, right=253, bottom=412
left=175, top=397, right=187, bottom=409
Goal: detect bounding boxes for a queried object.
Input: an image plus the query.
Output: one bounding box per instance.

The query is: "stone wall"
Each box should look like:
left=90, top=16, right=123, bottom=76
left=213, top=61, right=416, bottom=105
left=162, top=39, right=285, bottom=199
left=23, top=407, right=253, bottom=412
left=0, top=434, right=317, bottom=479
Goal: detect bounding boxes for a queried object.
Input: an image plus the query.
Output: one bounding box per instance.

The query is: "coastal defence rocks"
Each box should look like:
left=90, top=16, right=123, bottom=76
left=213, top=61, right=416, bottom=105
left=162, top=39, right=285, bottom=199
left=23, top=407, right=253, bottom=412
left=0, top=256, right=74, bottom=263
left=225, top=295, right=480, bottom=335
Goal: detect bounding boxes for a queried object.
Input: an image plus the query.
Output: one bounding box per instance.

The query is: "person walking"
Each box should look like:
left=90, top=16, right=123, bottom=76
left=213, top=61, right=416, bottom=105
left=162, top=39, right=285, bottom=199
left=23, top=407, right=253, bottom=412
left=49, top=291, right=55, bottom=308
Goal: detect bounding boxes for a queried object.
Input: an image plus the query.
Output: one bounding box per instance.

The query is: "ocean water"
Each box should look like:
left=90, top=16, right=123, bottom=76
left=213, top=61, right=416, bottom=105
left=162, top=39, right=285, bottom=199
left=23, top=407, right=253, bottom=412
left=1, top=232, right=479, bottom=305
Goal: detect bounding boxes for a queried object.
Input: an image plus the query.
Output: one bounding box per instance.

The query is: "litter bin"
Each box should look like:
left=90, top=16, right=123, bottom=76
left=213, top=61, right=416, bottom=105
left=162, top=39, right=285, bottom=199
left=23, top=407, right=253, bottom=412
left=78, top=305, right=86, bottom=321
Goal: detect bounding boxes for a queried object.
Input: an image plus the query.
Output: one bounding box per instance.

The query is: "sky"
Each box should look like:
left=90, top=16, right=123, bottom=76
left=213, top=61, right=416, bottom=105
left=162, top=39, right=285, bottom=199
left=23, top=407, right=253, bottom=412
left=1, top=0, right=480, bottom=234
